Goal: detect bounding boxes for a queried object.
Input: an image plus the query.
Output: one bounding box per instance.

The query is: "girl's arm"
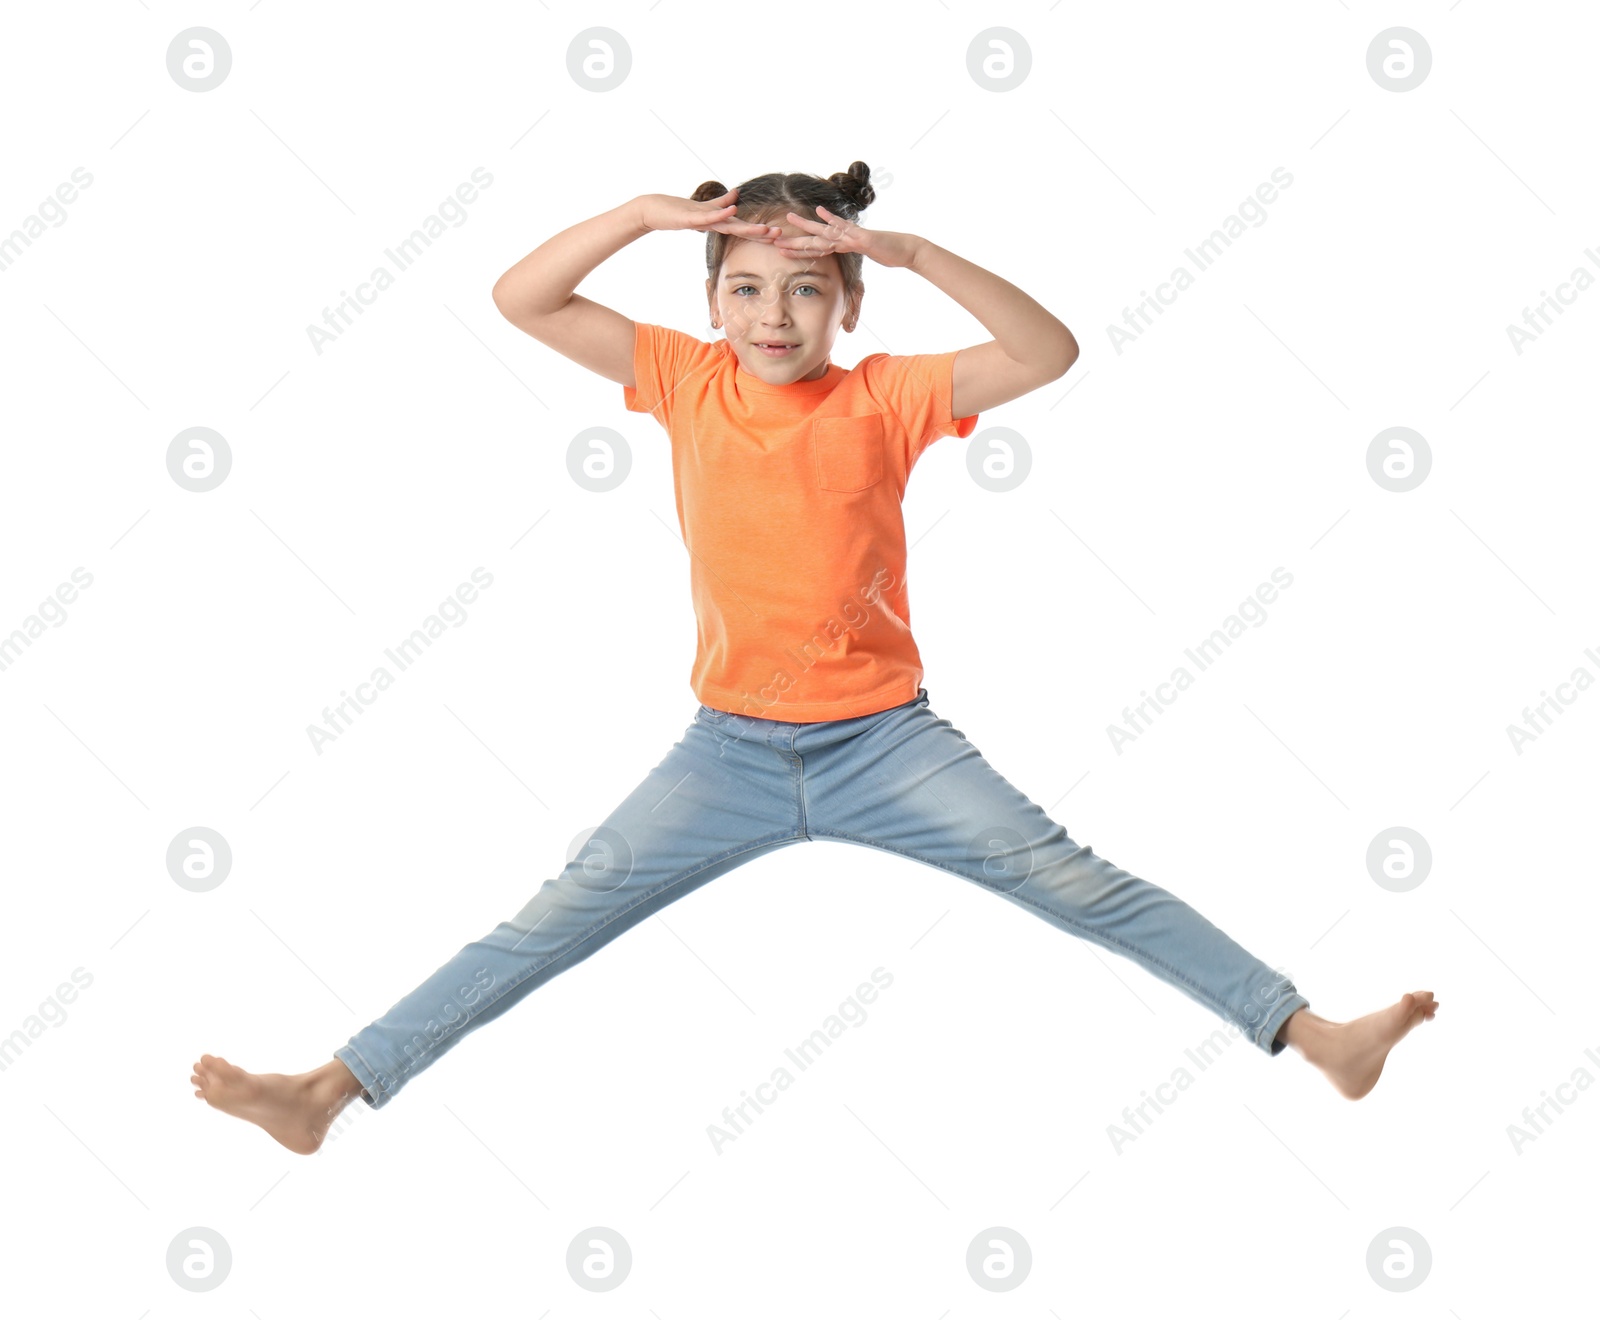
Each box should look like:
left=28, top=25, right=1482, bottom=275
left=773, top=208, right=1079, bottom=420
left=490, top=198, right=652, bottom=389
left=904, top=238, right=1079, bottom=420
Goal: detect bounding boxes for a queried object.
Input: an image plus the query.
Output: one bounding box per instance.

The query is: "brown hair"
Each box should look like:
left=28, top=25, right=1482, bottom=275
left=691, top=161, right=876, bottom=324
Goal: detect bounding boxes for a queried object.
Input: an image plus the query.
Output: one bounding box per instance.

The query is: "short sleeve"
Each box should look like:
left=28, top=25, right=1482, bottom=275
left=860, top=350, right=980, bottom=466
left=622, top=321, right=716, bottom=432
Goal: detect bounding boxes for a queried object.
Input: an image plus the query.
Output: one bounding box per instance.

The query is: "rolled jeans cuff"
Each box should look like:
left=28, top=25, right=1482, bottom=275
left=333, top=1045, right=393, bottom=1110
left=1255, top=992, right=1310, bottom=1056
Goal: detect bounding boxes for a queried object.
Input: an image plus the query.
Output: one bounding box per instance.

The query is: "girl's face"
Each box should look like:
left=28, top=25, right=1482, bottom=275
left=707, top=226, right=857, bottom=384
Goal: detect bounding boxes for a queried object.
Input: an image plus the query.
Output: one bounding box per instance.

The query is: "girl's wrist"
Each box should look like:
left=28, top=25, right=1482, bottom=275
left=898, top=234, right=934, bottom=272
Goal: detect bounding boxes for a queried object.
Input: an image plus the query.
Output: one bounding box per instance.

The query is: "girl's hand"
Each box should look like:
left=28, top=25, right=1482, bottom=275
left=635, top=188, right=784, bottom=240
left=771, top=205, right=921, bottom=269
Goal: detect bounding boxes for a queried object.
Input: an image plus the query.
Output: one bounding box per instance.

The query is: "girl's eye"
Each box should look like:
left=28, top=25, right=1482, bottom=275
left=733, top=285, right=819, bottom=297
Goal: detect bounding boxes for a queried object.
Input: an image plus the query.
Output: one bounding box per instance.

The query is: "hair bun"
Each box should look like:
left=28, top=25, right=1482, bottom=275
left=830, top=160, right=875, bottom=212
left=690, top=179, right=728, bottom=203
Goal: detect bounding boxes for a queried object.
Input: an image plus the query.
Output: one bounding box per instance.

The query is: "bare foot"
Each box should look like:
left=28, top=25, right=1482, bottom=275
left=191, top=1054, right=367, bottom=1155
left=1277, top=991, right=1439, bottom=1100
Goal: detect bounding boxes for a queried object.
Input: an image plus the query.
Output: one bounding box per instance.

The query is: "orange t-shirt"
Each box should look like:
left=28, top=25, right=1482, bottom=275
left=623, top=322, right=980, bottom=722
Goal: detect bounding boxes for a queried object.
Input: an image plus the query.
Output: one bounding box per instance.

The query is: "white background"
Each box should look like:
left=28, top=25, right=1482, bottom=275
left=1, top=1, right=1594, bottom=1314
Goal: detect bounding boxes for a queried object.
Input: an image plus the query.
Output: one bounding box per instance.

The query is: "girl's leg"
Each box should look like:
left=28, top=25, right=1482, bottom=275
left=797, top=689, right=1309, bottom=1055
left=333, top=707, right=811, bottom=1108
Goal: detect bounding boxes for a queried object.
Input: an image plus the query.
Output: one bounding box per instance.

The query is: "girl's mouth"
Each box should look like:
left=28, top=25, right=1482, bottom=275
left=755, top=343, right=798, bottom=357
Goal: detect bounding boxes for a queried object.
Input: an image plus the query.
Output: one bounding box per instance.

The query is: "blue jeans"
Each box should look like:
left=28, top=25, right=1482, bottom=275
left=334, top=689, right=1309, bottom=1108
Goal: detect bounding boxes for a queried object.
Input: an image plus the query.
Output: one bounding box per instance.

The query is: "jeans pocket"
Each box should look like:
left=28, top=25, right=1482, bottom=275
left=697, top=704, right=729, bottom=723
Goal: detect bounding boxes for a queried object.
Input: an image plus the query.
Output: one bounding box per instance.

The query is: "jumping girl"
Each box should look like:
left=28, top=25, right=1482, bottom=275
left=194, top=162, right=1437, bottom=1154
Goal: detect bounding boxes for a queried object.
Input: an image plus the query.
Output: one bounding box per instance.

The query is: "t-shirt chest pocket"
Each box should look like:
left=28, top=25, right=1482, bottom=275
left=811, top=415, right=885, bottom=493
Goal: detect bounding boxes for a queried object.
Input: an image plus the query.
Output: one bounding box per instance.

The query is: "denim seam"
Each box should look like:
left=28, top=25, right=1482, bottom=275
left=792, top=737, right=810, bottom=840
left=808, top=828, right=1248, bottom=1031
left=377, top=831, right=808, bottom=1092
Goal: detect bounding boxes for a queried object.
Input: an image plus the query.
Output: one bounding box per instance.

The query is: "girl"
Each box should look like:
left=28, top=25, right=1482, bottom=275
left=194, top=162, right=1437, bottom=1155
